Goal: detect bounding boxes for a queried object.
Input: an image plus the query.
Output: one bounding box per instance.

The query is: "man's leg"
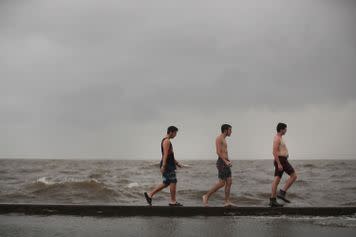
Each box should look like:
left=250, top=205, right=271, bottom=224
left=169, top=183, right=177, bottom=204
left=202, top=180, right=226, bottom=206
left=271, top=176, right=281, bottom=198
left=282, top=172, right=297, bottom=192
left=224, top=177, right=232, bottom=205
left=277, top=161, right=297, bottom=203
left=277, top=172, right=297, bottom=203
left=270, top=176, right=284, bottom=207
left=148, top=183, right=168, bottom=198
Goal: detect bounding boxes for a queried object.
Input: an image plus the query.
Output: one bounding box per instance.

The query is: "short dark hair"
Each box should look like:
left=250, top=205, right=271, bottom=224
left=276, top=123, right=287, bottom=132
left=221, top=124, right=232, bottom=133
left=167, top=126, right=178, bottom=134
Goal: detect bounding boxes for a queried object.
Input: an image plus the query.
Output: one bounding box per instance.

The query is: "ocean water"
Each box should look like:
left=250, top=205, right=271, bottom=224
left=1, top=214, right=356, bottom=237
left=0, top=159, right=355, bottom=207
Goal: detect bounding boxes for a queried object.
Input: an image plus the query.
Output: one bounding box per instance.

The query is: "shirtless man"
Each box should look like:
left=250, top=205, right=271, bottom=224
left=270, top=122, right=298, bottom=207
left=144, top=126, right=183, bottom=206
left=202, top=124, right=235, bottom=207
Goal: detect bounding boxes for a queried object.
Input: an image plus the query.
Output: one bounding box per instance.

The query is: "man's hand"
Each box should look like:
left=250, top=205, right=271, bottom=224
left=160, top=166, right=166, bottom=174
left=225, top=160, right=232, bottom=167
left=176, top=162, right=183, bottom=168
left=277, top=163, right=283, bottom=171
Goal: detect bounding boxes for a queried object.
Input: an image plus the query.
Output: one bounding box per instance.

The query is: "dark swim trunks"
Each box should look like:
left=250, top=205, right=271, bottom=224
left=274, top=156, right=295, bottom=177
left=162, top=170, right=177, bottom=185
left=216, top=157, right=232, bottom=180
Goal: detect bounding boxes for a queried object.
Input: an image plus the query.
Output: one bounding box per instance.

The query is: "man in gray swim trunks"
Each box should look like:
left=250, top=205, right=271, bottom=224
left=202, top=124, right=236, bottom=207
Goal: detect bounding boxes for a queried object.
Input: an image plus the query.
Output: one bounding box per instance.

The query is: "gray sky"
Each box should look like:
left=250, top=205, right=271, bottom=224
left=1, top=0, right=355, bottom=160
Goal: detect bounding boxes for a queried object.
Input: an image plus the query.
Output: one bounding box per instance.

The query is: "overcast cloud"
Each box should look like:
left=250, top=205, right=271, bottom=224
left=0, top=0, right=355, bottom=160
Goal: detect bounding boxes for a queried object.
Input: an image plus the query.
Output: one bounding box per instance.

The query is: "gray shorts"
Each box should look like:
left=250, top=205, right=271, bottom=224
left=216, top=157, right=232, bottom=180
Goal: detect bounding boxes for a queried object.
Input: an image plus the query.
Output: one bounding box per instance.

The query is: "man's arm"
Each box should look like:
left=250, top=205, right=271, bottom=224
left=174, top=159, right=182, bottom=168
left=273, top=137, right=283, bottom=171
left=216, top=137, right=230, bottom=165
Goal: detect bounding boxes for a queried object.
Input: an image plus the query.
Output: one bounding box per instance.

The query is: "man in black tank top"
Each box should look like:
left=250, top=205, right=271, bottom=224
left=144, top=126, right=183, bottom=206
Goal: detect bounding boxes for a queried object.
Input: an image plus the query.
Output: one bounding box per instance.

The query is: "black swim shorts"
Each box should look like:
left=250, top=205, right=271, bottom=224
left=274, top=156, right=295, bottom=177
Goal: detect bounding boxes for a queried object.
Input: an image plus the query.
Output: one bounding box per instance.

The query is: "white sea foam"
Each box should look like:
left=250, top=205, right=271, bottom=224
left=36, top=177, right=100, bottom=185
left=127, top=182, right=139, bottom=188
left=36, top=177, right=55, bottom=185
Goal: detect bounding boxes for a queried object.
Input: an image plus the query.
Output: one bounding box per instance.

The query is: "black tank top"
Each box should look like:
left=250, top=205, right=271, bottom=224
left=160, top=138, right=176, bottom=171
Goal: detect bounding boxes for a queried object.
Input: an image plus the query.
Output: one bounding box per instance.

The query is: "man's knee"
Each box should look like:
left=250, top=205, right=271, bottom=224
left=291, top=173, right=297, bottom=180
left=218, top=180, right=226, bottom=187
left=273, top=177, right=281, bottom=184
left=226, top=178, right=232, bottom=186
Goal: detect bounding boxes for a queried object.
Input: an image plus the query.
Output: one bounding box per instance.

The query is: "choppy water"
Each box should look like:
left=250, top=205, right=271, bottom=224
left=0, top=159, right=355, bottom=206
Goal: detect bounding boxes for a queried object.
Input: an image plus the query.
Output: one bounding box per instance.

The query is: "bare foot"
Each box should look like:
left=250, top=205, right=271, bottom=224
left=224, top=202, right=237, bottom=207
left=202, top=195, right=209, bottom=207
